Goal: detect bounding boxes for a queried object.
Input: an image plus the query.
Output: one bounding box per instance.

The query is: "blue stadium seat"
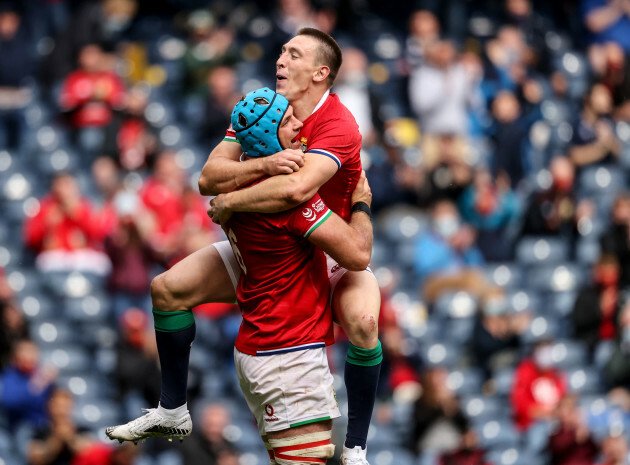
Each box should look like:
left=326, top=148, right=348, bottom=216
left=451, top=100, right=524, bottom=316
left=506, top=290, right=541, bottom=314
left=521, top=315, right=559, bottom=344
left=445, top=317, right=475, bottom=344
left=376, top=206, right=428, bottom=243
left=576, top=238, right=601, bottom=265
left=58, top=373, right=115, bottom=401
left=475, top=419, right=521, bottom=449
left=418, top=341, right=462, bottom=368
left=74, top=399, right=122, bottom=432
left=578, top=164, right=627, bottom=197
left=462, top=395, right=507, bottom=423
left=567, top=366, right=603, bottom=394
left=548, top=291, right=578, bottom=321
left=433, top=291, right=478, bottom=319
left=447, top=367, right=484, bottom=396
left=526, top=264, right=585, bottom=293
left=594, top=340, right=615, bottom=370
left=31, top=319, right=74, bottom=347
left=41, top=345, right=91, bottom=374
left=516, top=237, right=569, bottom=265
left=486, top=447, right=544, bottom=465
left=550, top=339, right=588, bottom=369
left=366, top=446, right=415, bottom=465
left=64, top=294, right=110, bottom=324
left=485, top=263, right=524, bottom=289
left=366, top=424, right=401, bottom=448
left=491, top=367, right=515, bottom=397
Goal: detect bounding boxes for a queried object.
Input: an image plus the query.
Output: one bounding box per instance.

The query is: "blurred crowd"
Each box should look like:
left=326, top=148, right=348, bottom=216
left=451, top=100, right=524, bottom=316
left=2, top=0, right=630, bottom=464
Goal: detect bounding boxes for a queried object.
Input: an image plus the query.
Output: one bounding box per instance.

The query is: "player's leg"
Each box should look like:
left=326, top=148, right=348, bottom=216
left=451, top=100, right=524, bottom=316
left=332, top=270, right=382, bottom=465
left=268, top=421, right=335, bottom=464
left=106, top=242, right=239, bottom=443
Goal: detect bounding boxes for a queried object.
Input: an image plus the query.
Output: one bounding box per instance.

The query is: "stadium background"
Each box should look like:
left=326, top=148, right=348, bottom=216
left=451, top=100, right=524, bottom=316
left=1, top=0, right=630, bottom=464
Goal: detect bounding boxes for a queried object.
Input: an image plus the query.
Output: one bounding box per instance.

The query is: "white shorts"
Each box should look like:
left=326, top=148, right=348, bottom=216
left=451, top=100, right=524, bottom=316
left=234, top=347, right=341, bottom=435
left=212, top=240, right=369, bottom=295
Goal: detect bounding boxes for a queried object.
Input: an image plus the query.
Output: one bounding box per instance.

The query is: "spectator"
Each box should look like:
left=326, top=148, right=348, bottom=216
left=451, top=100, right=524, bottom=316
left=438, top=430, right=490, bottom=465
left=600, top=192, right=630, bottom=289
left=569, top=83, right=620, bottom=168
left=471, top=288, right=530, bottom=379
left=604, top=298, right=630, bottom=387
left=520, top=156, right=593, bottom=256
left=406, top=10, right=441, bottom=69
left=582, top=0, right=630, bottom=52
left=114, top=308, right=161, bottom=407
left=0, top=2, right=34, bottom=150
left=483, top=25, right=531, bottom=92
left=181, top=11, right=238, bottom=96
left=572, top=254, right=620, bottom=353
left=488, top=90, right=533, bottom=187
left=70, top=442, right=139, bottom=465
left=26, top=388, right=92, bottom=465
left=335, top=47, right=380, bottom=146
left=0, top=339, right=56, bottom=430
left=511, top=338, right=568, bottom=430
left=409, top=39, right=475, bottom=137
left=105, top=189, right=158, bottom=320
left=413, top=199, right=486, bottom=303
left=547, top=393, right=599, bottom=465
left=458, top=164, right=521, bottom=261
left=409, top=365, right=469, bottom=455
left=178, top=403, right=238, bottom=465
left=101, top=84, right=160, bottom=171
left=597, top=433, right=629, bottom=465
left=44, top=0, right=139, bottom=85
left=503, top=0, right=553, bottom=73
left=0, top=298, right=29, bottom=370
left=23, top=172, right=111, bottom=276
left=59, top=43, right=126, bottom=133
left=199, top=66, right=240, bottom=145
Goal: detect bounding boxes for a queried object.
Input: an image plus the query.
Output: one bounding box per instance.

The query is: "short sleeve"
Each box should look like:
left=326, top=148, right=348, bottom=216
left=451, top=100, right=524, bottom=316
left=307, top=118, right=361, bottom=169
left=287, top=194, right=332, bottom=238
left=224, top=124, right=240, bottom=144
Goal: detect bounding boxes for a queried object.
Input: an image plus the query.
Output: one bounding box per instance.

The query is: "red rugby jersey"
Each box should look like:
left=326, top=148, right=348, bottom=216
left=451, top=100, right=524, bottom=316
left=225, top=193, right=334, bottom=355
left=225, top=92, right=362, bottom=221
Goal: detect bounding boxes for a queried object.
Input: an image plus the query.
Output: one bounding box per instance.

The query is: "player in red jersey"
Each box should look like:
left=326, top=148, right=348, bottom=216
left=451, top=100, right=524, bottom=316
left=107, top=28, right=380, bottom=465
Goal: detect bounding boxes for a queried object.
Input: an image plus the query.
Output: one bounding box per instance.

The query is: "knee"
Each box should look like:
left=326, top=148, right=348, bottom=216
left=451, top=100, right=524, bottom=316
left=150, top=272, right=178, bottom=311
left=346, top=312, right=379, bottom=349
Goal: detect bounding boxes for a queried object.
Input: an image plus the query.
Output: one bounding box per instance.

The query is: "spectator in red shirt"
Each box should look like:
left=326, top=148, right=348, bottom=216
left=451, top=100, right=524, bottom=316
left=59, top=43, right=126, bottom=129
left=511, top=338, right=567, bottom=430
left=23, top=172, right=111, bottom=275
left=140, top=151, right=220, bottom=259
left=547, top=393, right=599, bottom=465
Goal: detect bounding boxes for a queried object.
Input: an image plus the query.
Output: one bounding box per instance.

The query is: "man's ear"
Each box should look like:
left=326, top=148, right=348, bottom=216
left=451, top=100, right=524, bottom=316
left=313, top=65, right=330, bottom=83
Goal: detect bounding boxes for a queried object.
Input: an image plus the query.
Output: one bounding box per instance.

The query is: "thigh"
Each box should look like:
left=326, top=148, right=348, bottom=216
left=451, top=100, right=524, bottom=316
left=156, top=242, right=238, bottom=309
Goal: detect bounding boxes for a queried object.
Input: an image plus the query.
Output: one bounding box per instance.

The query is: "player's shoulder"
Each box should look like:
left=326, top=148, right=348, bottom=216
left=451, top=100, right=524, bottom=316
left=317, top=94, right=360, bottom=137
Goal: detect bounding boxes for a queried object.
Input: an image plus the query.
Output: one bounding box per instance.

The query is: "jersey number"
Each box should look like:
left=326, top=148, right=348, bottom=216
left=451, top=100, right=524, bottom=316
left=227, top=228, right=247, bottom=275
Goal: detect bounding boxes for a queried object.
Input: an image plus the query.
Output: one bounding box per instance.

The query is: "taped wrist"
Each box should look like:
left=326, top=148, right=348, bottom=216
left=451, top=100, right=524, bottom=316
left=269, top=430, right=335, bottom=465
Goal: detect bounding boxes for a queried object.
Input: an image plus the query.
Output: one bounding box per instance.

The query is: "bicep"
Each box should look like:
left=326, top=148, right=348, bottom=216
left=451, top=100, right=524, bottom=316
left=290, top=152, right=339, bottom=196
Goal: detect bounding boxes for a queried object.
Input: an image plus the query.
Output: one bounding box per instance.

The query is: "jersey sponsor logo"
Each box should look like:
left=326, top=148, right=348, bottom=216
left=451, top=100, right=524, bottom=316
left=264, top=404, right=279, bottom=422
left=302, top=208, right=316, bottom=221
left=312, top=199, right=325, bottom=213
left=300, top=136, right=308, bottom=153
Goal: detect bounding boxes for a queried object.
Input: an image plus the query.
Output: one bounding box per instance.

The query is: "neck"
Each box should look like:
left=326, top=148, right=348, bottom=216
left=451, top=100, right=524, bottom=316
left=290, top=86, right=329, bottom=121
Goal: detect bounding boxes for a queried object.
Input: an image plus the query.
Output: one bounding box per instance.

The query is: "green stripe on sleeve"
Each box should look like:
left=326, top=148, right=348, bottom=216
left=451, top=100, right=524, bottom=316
left=305, top=210, right=332, bottom=238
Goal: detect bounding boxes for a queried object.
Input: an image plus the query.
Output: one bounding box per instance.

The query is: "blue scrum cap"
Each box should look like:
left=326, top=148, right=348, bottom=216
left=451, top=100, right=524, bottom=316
left=231, top=87, right=289, bottom=158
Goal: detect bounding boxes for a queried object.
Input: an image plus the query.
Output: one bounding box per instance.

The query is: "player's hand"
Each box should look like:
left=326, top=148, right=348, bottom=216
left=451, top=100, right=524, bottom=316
left=207, top=195, right=233, bottom=225
left=262, top=149, right=305, bottom=175
left=351, top=170, right=372, bottom=207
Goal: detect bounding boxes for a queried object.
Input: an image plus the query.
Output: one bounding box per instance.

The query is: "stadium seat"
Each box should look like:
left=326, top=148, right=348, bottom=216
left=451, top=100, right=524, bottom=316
left=485, top=263, right=524, bottom=289
left=486, top=447, right=545, bottom=465
left=576, top=238, right=601, bottom=265
left=433, top=291, right=478, bottom=319
left=547, top=291, right=578, bottom=321
left=578, top=164, right=627, bottom=197
left=41, top=345, right=91, bottom=374
left=418, top=341, right=462, bottom=368
left=447, top=367, right=484, bottom=396
left=521, top=315, right=559, bottom=344
left=366, top=424, right=401, bottom=448
left=567, top=366, right=602, bottom=394
left=506, top=290, right=541, bottom=314
left=445, top=317, right=475, bottom=344
left=491, top=367, right=515, bottom=397
left=376, top=206, right=428, bottom=243
left=31, top=319, right=74, bottom=347
left=366, top=446, right=415, bottom=465
left=475, top=418, right=521, bottom=449
left=515, top=237, right=569, bottom=265
left=462, top=395, right=506, bottom=423
left=550, top=339, right=588, bottom=369
left=64, top=294, right=110, bottom=324
left=526, top=264, right=584, bottom=293
left=594, top=340, right=615, bottom=370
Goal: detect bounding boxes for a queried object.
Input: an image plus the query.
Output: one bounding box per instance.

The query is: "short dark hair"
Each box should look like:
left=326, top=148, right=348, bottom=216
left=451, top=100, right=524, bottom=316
left=297, top=27, right=342, bottom=87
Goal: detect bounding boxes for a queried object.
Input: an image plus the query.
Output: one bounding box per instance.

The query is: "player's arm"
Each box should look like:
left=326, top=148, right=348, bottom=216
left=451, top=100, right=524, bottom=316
left=198, top=140, right=306, bottom=196
left=209, top=153, right=338, bottom=223
left=308, top=171, right=373, bottom=271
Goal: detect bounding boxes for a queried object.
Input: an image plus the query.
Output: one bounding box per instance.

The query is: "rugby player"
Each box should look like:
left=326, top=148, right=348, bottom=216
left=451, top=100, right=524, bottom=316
left=107, top=28, right=380, bottom=465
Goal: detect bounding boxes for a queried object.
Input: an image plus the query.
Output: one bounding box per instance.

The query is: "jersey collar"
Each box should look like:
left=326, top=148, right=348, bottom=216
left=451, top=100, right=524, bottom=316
left=311, top=90, right=330, bottom=116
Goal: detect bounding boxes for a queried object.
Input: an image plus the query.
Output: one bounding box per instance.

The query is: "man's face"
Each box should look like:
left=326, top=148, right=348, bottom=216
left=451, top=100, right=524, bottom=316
left=276, top=35, right=320, bottom=102
left=277, top=104, right=303, bottom=150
